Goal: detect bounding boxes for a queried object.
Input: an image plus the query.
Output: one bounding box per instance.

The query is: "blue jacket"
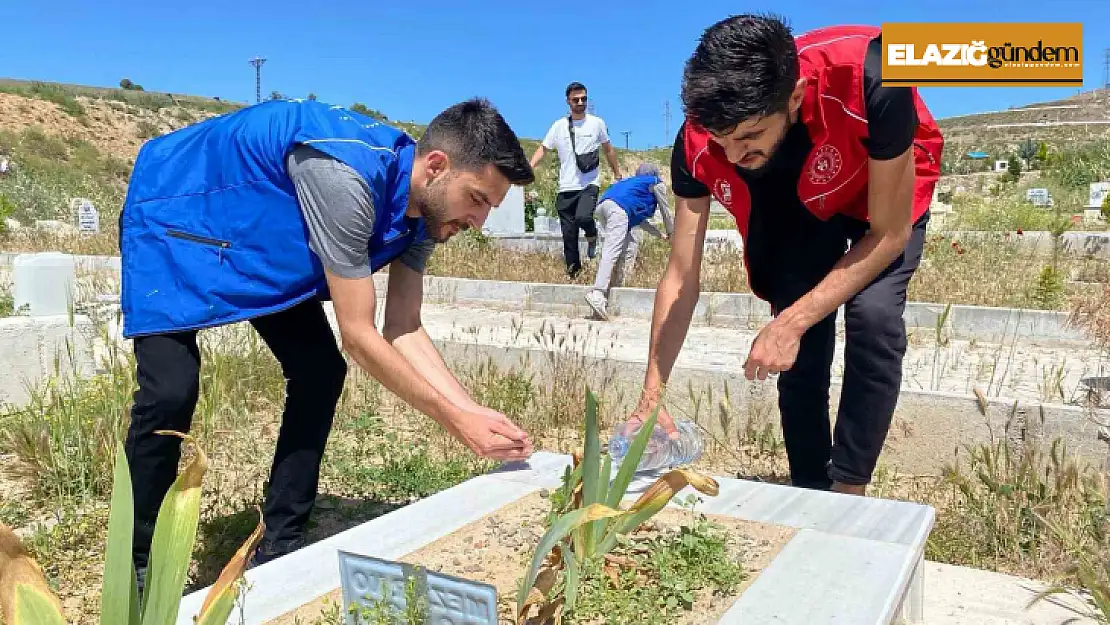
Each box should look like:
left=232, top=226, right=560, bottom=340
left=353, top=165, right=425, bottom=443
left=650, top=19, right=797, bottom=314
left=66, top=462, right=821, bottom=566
left=600, top=174, right=660, bottom=229
left=119, top=99, right=428, bottom=338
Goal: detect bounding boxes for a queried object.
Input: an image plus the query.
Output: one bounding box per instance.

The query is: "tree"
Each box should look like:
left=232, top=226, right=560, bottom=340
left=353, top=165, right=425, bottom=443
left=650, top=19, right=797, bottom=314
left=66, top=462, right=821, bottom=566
left=119, top=78, right=133, bottom=90
left=307, top=92, right=317, bottom=101
left=269, top=90, right=285, bottom=101
left=1007, top=155, right=1023, bottom=183
left=350, top=102, right=388, bottom=121
left=1036, top=141, right=1049, bottom=165
left=1018, top=139, right=1037, bottom=168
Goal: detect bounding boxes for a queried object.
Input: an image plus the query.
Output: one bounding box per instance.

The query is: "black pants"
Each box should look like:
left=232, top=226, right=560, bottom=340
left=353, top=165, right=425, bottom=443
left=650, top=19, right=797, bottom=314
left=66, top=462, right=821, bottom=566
left=123, top=298, right=347, bottom=571
left=556, top=184, right=599, bottom=277
left=763, top=213, right=928, bottom=490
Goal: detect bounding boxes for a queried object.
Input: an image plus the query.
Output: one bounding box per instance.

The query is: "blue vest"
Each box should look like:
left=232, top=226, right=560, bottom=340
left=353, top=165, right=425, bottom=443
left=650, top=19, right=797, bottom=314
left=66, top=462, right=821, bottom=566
left=600, top=175, right=660, bottom=229
left=119, top=99, right=428, bottom=338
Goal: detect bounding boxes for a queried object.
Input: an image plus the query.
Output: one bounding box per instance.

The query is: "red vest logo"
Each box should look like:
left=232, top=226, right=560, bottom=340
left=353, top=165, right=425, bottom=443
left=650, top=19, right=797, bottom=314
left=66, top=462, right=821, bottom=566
left=808, top=144, right=843, bottom=185
left=714, top=179, right=733, bottom=206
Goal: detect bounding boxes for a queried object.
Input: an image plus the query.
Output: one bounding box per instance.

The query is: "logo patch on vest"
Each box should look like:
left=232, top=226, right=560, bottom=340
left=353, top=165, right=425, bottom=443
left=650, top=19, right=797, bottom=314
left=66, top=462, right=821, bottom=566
left=714, top=179, right=733, bottom=207
left=807, top=145, right=843, bottom=185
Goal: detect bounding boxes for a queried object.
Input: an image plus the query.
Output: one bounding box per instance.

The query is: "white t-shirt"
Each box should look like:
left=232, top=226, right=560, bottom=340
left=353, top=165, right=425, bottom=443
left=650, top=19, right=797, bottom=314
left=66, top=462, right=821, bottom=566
left=542, top=114, right=610, bottom=193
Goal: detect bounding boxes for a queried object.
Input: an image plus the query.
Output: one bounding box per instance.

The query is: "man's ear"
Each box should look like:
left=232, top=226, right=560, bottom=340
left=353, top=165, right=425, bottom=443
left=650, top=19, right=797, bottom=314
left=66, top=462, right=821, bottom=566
left=423, top=150, right=450, bottom=181
left=790, top=78, right=807, bottom=111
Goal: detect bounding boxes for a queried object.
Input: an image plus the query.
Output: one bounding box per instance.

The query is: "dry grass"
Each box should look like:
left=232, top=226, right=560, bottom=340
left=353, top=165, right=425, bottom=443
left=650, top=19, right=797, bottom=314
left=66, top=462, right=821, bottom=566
left=0, top=310, right=1107, bottom=623
left=424, top=229, right=1107, bottom=310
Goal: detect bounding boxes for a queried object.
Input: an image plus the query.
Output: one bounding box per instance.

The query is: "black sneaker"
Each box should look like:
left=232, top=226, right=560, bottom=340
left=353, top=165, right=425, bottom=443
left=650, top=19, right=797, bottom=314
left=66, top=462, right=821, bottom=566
left=247, top=537, right=306, bottom=570
left=135, top=564, right=147, bottom=607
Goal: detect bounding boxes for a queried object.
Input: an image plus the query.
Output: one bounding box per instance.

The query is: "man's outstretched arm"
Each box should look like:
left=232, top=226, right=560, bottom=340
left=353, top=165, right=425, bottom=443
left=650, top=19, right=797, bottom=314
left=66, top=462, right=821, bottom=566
left=383, top=255, right=532, bottom=446
left=325, top=268, right=531, bottom=461
left=743, top=148, right=915, bottom=380
left=632, top=194, right=711, bottom=434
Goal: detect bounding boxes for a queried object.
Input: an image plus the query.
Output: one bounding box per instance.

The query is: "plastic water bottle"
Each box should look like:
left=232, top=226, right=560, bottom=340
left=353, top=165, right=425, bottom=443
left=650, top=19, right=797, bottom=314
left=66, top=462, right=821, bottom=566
left=607, top=420, right=704, bottom=472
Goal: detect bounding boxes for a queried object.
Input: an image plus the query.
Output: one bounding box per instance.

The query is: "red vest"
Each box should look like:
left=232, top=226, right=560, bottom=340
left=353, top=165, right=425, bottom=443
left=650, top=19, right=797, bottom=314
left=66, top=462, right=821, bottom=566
left=684, top=24, right=944, bottom=253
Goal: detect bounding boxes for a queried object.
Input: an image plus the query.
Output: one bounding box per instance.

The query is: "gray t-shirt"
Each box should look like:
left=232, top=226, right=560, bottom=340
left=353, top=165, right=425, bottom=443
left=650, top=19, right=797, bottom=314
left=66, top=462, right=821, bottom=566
left=285, top=144, right=435, bottom=279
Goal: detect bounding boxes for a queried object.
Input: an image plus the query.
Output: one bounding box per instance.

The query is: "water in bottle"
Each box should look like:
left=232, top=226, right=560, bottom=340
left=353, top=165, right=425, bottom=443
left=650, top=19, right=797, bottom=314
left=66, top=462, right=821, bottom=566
left=607, top=419, right=704, bottom=472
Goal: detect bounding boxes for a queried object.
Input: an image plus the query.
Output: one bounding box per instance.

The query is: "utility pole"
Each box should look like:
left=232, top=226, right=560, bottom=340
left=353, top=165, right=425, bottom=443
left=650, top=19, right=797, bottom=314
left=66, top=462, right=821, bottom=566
left=249, top=57, right=267, bottom=104
left=1104, top=48, right=1110, bottom=89
left=663, top=99, right=672, bottom=144
left=620, top=131, right=631, bottom=150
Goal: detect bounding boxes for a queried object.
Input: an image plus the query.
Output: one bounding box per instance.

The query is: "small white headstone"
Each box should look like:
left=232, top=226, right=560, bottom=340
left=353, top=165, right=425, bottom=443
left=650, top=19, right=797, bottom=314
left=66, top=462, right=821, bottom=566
left=534, top=216, right=559, bottom=234
left=994, top=160, right=1009, bottom=172
left=482, top=185, right=525, bottom=235
left=72, top=198, right=100, bottom=234
left=0, top=156, right=10, bottom=174
left=1087, top=182, right=1110, bottom=208
left=1026, top=188, right=1051, bottom=207
left=1084, top=208, right=1105, bottom=224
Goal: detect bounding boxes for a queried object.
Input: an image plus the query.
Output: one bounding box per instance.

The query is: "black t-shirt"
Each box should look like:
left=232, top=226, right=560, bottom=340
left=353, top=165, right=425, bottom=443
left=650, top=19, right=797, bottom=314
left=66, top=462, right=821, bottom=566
left=670, top=35, right=918, bottom=200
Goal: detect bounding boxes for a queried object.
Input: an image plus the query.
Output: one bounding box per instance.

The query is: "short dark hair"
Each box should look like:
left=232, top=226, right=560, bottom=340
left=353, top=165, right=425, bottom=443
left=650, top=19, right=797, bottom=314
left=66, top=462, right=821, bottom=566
left=565, top=82, right=587, bottom=97
left=419, top=98, right=535, bottom=186
left=681, top=13, right=799, bottom=135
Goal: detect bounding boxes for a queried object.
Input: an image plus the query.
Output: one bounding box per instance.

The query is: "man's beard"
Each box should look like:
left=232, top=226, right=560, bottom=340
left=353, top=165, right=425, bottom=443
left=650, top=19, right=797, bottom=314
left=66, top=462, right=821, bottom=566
left=734, top=123, right=792, bottom=179
left=412, top=172, right=455, bottom=242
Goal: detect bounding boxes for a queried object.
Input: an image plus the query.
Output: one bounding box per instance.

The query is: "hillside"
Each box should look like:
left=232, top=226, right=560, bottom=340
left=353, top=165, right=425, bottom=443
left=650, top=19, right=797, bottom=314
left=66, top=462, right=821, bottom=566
left=936, top=88, right=1110, bottom=174
left=3, top=77, right=1109, bottom=231
left=0, top=79, right=670, bottom=226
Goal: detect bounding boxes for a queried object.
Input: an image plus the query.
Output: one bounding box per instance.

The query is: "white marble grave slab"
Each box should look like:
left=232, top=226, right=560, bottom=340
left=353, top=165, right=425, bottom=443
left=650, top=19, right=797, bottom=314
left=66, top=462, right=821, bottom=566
left=177, top=451, right=933, bottom=625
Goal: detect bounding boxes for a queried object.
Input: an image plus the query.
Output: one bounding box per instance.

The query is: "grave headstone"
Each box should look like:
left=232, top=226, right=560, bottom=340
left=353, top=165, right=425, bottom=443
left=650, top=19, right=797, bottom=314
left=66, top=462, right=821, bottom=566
left=338, top=551, right=497, bottom=625
left=1084, top=208, right=1105, bottom=224
left=72, top=198, right=100, bottom=234
left=1087, top=182, right=1110, bottom=208
left=482, top=185, right=525, bottom=235
left=0, top=155, right=10, bottom=174
left=1025, top=188, right=1051, bottom=207
left=534, top=215, right=559, bottom=234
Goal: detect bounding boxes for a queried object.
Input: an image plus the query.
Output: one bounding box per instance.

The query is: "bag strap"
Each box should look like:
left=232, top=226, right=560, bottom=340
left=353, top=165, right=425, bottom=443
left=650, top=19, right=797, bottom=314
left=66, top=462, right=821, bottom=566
left=566, top=115, right=577, bottom=155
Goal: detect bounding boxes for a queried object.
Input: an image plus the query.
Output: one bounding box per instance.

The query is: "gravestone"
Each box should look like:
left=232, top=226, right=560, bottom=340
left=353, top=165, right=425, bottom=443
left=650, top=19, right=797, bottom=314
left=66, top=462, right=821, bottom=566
left=534, top=215, right=559, bottom=234
left=72, top=198, right=100, bottom=234
left=1087, top=182, right=1110, bottom=208
left=0, top=155, right=10, bottom=174
left=1025, top=188, right=1051, bottom=207
left=338, top=551, right=497, bottom=625
left=482, top=185, right=525, bottom=235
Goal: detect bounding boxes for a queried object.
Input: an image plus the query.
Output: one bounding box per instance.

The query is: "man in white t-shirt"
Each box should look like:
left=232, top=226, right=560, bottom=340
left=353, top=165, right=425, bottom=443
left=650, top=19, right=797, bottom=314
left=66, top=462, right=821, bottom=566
left=529, top=82, right=622, bottom=278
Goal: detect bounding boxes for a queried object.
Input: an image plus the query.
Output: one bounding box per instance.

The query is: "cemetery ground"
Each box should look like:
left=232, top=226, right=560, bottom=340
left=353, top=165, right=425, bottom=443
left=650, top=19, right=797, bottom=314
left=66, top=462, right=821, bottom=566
left=1, top=280, right=1109, bottom=623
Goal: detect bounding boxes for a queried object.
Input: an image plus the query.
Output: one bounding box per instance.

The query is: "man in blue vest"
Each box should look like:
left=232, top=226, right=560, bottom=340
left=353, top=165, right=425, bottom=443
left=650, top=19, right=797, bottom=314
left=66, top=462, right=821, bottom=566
left=119, top=97, right=536, bottom=585
left=584, top=163, right=674, bottom=320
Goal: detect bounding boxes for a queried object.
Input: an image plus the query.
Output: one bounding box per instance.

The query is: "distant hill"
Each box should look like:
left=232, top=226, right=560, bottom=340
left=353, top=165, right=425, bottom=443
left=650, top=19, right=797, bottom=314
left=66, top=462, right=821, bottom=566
left=0, top=78, right=672, bottom=219
left=935, top=88, right=1110, bottom=174
left=3, top=77, right=1107, bottom=225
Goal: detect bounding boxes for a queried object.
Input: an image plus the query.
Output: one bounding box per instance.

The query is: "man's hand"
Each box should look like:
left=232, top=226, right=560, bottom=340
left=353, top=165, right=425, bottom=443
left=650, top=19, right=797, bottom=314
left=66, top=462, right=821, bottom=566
left=626, top=392, right=679, bottom=440
left=443, top=407, right=533, bottom=461
left=743, top=317, right=805, bottom=381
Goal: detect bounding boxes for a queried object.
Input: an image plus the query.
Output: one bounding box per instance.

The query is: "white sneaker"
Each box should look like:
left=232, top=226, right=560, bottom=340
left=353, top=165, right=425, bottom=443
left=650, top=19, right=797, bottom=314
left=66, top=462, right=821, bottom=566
left=585, top=290, right=609, bottom=320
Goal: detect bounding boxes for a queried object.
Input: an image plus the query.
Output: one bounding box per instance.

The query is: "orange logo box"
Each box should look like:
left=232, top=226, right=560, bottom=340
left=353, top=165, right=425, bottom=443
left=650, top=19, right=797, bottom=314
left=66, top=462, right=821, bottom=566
left=880, top=22, right=1083, bottom=87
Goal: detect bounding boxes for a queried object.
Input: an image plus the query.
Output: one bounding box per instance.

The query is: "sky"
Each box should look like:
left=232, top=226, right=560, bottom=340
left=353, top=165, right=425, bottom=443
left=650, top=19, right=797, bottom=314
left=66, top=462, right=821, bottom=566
left=3, top=1, right=1108, bottom=150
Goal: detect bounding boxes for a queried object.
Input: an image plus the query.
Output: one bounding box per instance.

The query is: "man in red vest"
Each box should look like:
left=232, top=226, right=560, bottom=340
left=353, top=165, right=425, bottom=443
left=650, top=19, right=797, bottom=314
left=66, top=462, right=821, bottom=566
left=630, top=14, right=943, bottom=495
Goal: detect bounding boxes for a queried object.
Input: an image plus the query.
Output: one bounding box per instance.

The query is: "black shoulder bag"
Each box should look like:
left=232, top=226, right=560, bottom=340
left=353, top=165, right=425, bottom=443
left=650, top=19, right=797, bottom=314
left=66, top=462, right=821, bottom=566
left=567, top=115, right=600, bottom=174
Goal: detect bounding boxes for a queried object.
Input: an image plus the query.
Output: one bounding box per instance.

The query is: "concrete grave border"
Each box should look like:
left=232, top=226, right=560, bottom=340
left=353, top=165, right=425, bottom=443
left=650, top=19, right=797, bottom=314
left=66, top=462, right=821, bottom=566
left=0, top=252, right=1093, bottom=343
left=176, top=452, right=934, bottom=625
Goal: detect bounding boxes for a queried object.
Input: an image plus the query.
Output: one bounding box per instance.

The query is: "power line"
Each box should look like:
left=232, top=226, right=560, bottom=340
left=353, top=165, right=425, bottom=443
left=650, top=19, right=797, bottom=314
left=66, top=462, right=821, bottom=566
left=248, top=57, right=267, bottom=104
left=620, top=131, right=632, bottom=150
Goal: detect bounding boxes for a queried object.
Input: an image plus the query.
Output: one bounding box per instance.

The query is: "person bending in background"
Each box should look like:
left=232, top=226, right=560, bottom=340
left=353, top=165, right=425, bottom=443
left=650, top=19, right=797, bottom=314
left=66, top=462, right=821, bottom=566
left=585, top=163, right=674, bottom=320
